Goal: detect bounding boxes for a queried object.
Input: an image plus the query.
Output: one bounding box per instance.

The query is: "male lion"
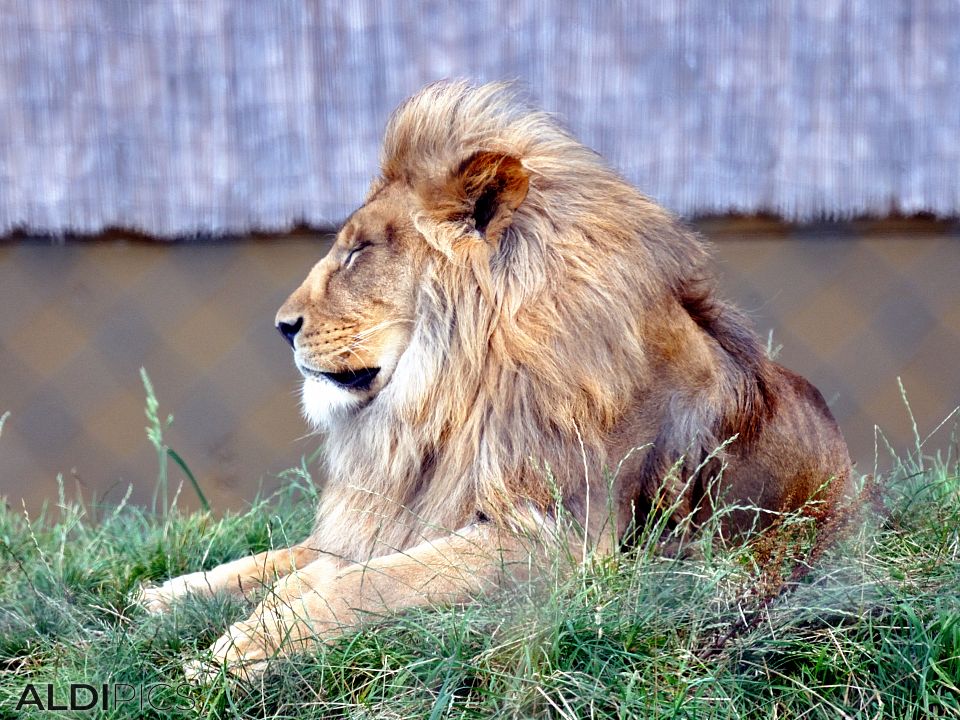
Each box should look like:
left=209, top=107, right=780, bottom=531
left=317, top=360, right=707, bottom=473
left=140, top=81, right=851, bottom=680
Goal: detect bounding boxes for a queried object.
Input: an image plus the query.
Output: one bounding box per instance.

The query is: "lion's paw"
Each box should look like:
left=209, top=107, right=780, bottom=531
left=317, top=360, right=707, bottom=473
left=135, top=584, right=177, bottom=614
left=184, top=626, right=271, bottom=685
left=134, top=571, right=208, bottom=614
left=184, top=655, right=268, bottom=685
left=183, top=657, right=220, bottom=685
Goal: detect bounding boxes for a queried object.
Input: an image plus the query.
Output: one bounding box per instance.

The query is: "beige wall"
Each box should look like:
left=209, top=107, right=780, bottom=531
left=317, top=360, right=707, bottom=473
left=1, top=220, right=958, bottom=514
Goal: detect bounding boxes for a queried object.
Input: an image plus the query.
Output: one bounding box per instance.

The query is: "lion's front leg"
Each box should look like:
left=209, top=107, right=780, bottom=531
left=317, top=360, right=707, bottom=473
left=137, top=544, right=320, bottom=613
left=190, top=522, right=541, bottom=681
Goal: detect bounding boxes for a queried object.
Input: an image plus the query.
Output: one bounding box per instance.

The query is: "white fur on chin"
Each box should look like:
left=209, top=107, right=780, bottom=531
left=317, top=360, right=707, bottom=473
left=300, top=377, right=362, bottom=429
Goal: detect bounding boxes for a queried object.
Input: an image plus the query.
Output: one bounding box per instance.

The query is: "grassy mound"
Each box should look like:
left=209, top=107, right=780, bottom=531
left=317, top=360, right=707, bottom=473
left=0, top=403, right=958, bottom=718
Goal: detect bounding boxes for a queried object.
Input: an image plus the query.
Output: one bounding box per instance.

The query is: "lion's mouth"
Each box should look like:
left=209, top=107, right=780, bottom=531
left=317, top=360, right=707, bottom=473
left=318, top=367, right=381, bottom=391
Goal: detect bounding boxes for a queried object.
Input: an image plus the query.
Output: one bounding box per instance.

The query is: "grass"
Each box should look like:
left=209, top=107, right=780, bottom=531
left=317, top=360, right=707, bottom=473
left=0, top=388, right=958, bottom=719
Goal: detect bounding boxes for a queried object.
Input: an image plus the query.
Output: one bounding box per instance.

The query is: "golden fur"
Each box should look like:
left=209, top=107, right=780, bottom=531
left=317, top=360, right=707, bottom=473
left=139, top=81, right=852, bottom=680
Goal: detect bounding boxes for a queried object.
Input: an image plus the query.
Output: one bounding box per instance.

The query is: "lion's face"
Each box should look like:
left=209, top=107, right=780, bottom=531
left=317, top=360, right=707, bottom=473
left=277, top=149, right=529, bottom=429
left=275, top=182, right=424, bottom=427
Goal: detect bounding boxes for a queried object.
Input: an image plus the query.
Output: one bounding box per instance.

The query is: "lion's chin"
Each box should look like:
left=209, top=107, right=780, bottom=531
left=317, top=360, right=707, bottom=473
left=300, top=377, right=366, bottom=429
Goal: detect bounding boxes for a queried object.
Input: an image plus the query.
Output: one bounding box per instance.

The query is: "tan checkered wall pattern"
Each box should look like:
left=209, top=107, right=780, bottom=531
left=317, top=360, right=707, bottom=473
left=1, top=220, right=958, bottom=514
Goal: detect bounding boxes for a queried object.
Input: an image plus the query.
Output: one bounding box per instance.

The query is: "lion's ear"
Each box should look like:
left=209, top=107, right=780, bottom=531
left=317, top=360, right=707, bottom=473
left=450, top=151, right=529, bottom=246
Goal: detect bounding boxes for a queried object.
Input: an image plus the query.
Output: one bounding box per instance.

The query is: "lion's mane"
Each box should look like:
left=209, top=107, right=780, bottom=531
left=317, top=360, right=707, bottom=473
left=309, top=81, right=778, bottom=562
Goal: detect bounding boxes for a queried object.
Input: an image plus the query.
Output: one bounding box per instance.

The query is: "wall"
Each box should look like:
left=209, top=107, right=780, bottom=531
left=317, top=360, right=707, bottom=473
left=1, top=220, right=958, bottom=514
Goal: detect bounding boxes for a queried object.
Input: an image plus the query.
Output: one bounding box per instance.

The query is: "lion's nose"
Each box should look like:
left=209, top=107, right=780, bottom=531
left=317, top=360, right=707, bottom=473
left=276, top=317, right=303, bottom=348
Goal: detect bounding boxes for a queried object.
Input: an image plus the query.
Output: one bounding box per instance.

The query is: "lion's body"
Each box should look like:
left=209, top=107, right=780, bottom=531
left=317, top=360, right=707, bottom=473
left=307, top=81, right=851, bottom=561
left=141, top=81, right=851, bottom=680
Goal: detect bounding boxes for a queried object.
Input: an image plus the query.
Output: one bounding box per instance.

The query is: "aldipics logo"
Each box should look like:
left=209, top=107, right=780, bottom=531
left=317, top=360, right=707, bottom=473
left=14, top=683, right=196, bottom=713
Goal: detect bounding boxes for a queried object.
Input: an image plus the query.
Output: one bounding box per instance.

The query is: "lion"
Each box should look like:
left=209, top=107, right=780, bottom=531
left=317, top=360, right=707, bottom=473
left=139, top=80, right=851, bottom=680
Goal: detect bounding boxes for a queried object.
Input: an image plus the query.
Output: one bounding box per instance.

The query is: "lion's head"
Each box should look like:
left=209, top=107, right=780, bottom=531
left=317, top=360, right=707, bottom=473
left=276, top=85, right=536, bottom=431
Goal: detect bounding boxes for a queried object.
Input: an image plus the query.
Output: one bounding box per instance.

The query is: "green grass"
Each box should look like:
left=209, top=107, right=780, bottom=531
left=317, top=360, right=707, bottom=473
left=0, top=392, right=958, bottom=719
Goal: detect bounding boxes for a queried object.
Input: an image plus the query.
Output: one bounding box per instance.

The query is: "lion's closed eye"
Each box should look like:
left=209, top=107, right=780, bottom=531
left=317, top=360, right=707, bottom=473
left=344, top=242, right=372, bottom=270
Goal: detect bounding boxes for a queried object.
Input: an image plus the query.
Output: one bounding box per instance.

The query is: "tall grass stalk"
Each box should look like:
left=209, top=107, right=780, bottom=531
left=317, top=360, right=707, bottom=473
left=141, top=368, right=210, bottom=514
